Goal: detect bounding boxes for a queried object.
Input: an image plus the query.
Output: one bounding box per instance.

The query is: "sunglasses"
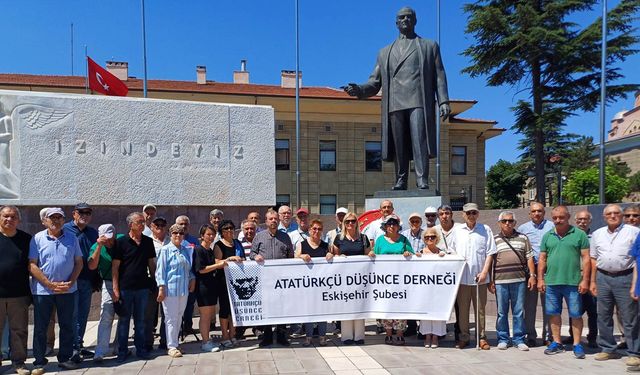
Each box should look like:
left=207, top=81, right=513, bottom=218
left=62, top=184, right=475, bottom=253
left=344, top=219, right=357, bottom=224
left=171, top=232, right=185, bottom=236
left=425, top=214, right=437, bottom=218
left=77, top=210, right=92, bottom=216
left=424, top=235, right=437, bottom=240
left=465, top=211, right=479, bottom=216
left=499, top=219, right=515, bottom=224
left=624, top=214, right=640, bottom=218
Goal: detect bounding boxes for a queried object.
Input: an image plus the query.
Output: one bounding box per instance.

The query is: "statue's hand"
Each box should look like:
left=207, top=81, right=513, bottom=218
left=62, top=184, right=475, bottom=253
left=343, top=83, right=362, bottom=98
left=439, top=103, right=451, bottom=121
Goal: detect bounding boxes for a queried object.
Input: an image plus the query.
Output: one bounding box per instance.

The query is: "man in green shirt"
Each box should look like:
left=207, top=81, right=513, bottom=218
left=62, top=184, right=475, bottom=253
left=537, top=206, right=590, bottom=359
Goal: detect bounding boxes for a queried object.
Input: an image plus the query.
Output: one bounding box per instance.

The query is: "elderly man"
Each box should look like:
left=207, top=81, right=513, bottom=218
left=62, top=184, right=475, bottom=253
left=324, top=207, right=348, bottom=247
left=209, top=209, right=224, bottom=241
left=175, top=215, right=198, bottom=247
left=402, top=213, right=425, bottom=254
left=0, top=206, right=32, bottom=375
left=174, top=215, right=198, bottom=336
left=251, top=209, right=294, bottom=347
left=150, top=217, right=170, bottom=252
left=29, top=208, right=83, bottom=373
left=344, top=6, right=449, bottom=190
left=87, top=224, right=121, bottom=362
left=64, top=202, right=98, bottom=361
left=450, top=203, right=495, bottom=350
left=239, top=219, right=257, bottom=257
left=238, top=211, right=263, bottom=241
left=142, top=204, right=157, bottom=237
left=538, top=206, right=590, bottom=359
left=518, top=202, right=555, bottom=347
left=424, top=206, right=438, bottom=228
left=277, top=205, right=298, bottom=234
left=624, top=205, right=640, bottom=227
left=567, top=210, right=598, bottom=348
left=590, top=204, right=640, bottom=366
left=289, top=208, right=310, bottom=248
left=112, top=212, right=156, bottom=362
left=363, top=200, right=395, bottom=246
left=490, top=211, right=535, bottom=351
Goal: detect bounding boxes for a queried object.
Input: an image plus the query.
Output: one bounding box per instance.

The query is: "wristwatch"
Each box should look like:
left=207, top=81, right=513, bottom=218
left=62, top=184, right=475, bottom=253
left=529, top=274, right=537, bottom=278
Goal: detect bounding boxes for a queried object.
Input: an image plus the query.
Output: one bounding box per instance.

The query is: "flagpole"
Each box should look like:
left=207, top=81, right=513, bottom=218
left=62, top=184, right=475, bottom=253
left=141, top=0, right=148, bottom=98
left=70, top=23, right=74, bottom=76
left=435, top=0, right=441, bottom=196
left=294, top=0, right=301, bottom=209
left=84, top=46, right=89, bottom=94
left=599, top=0, right=607, bottom=203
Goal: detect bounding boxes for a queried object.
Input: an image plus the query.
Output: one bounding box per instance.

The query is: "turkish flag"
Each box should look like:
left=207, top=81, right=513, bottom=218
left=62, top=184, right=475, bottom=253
left=87, top=57, right=129, bottom=96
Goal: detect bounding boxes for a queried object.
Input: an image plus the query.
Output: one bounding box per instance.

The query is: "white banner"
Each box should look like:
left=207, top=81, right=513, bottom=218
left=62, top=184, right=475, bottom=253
left=224, top=255, right=465, bottom=326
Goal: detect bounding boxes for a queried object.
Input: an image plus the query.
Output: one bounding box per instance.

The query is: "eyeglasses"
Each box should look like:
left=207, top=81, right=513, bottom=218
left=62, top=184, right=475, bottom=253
left=385, top=222, right=399, bottom=226
left=410, top=219, right=422, bottom=224
left=499, top=219, right=515, bottom=224
left=344, top=219, right=357, bottom=224
left=425, top=214, right=437, bottom=218
left=48, top=215, right=64, bottom=221
left=424, top=235, right=437, bottom=240
left=171, top=232, right=185, bottom=236
left=575, top=218, right=591, bottom=221
left=624, top=214, right=640, bottom=218
left=465, top=211, right=479, bottom=216
left=310, top=227, right=323, bottom=232
left=77, top=211, right=92, bottom=216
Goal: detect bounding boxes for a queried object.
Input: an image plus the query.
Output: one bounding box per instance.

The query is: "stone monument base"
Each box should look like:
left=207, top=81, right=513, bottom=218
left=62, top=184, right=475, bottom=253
left=366, top=190, right=443, bottom=225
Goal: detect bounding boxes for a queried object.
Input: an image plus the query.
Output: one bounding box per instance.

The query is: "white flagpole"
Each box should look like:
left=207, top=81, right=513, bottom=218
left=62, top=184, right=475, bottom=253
left=141, top=0, right=148, bottom=98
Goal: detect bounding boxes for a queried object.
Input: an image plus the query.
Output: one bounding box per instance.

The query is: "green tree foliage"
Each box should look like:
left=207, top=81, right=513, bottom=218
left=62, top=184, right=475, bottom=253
left=607, top=156, right=632, bottom=178
left=463, top=0, right=640, bottom=204
left=563, top=165, right=629, bottom=204
left=561, top=136, right=597, bottom=176
left=630, top=171, right=640, bottom=192
left=486, top=159, right=527, bottom=208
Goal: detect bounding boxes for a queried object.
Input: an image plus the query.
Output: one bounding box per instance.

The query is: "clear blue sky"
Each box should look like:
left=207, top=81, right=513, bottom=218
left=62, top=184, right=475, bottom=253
left=2, top=0, right=638, bottom=170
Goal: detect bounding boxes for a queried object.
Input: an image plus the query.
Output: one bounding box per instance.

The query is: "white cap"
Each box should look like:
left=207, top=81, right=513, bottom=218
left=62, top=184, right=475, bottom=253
left=98, top=224, right=115, bottom=239
left=336, top=207, right=348, bottom=215
left=424, top=206, right=437, bottom=214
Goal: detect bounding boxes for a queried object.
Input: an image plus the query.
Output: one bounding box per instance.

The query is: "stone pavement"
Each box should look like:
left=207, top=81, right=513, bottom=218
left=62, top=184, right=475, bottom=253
left=2, top=316, right=632, bottom=375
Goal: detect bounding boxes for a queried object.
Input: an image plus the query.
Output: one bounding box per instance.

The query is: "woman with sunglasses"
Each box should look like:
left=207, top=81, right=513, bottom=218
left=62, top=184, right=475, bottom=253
left=369, top=214, right=417, bottom=345
left=295, top=219, right=333, bottom=346
left=419, top=227, right=447, bottom=348
left=194, top=224, right=223, bottom=353
left=213, top=219, right=244, bottom=348
left=156, top=224, right=196, bottom=358
left=332, top=212, right=371, bottom=345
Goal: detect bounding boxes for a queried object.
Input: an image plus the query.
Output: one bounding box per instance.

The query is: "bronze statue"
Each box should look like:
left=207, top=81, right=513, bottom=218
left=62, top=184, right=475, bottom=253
left=345, top=7, right=450, bottom=190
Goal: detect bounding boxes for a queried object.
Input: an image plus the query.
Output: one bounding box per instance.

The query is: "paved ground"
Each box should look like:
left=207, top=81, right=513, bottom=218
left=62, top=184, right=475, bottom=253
left=1, top=316, right=633, bottom=375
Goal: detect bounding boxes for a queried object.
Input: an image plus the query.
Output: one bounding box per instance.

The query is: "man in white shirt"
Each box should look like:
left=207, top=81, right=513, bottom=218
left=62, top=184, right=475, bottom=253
left=363, top=200, right=394, bottom=247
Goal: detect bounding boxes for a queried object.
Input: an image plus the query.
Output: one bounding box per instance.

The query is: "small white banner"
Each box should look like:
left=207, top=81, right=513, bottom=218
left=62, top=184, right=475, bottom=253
left=224, top=255, right=466, bottom=326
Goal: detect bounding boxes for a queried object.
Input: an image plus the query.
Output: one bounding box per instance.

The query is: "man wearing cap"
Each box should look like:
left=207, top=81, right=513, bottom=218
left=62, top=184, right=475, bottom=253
left=142, top=204, right=157, bottom=237
left=363, top=200, right=395, bottom=247
left=450, top=203, right=496, bottom=350
left=150, top=217, right=170, bottom=253
left=518, top=202, right=555, bottom=347
left=29, top=208, right=84, bottom=373
left=277, top=205, right=298, bottom=234
left=251, top=208, right=294, bottom=347
left=87, top=224, right=123, bottom=362
left=401, top=213, right=425, bottom=254
left=0, top=206, right=32, bottom=375
left=112, top=212, right=156, bottom=362
left=424, top=207, right=438, bottom=228
left=289, top=208, right=310, bottom=248
left=64, top=203, right=99, bottom=361
left=324, top=207, right=348, bottom=247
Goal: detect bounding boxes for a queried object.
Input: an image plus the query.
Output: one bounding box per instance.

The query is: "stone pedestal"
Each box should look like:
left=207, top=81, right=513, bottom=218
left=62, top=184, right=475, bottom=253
left=366, top=190, right=442, bottom=225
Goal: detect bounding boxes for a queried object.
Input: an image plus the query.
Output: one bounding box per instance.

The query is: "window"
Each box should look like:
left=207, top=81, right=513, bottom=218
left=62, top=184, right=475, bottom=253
left=320, top=195, right=336, bottom=215
left=319, top=141, right=336, bottom=171
left=276, top=194, right=290, bottom=207
left=275, top=139, right=290, bottom=170
left=365, top=141, right=382, bottom=171
left=451, top=146, right=467, bottom=175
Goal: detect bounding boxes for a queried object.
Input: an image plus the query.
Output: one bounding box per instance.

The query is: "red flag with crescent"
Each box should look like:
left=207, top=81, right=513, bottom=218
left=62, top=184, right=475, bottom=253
left=87, top=57, right=129, bottom=96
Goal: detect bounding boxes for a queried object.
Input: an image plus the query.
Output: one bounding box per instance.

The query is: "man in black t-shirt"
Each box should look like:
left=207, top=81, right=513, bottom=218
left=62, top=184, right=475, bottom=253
left=112, top=212, right=156, bottom=362
left=0, top=205, right=32, bottom=375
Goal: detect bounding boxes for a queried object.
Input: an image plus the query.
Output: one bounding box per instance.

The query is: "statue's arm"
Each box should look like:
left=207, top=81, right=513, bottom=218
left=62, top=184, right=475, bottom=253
left=433, top=43, right=451, bottom=120
left=344, top=58, right=383, bottom=99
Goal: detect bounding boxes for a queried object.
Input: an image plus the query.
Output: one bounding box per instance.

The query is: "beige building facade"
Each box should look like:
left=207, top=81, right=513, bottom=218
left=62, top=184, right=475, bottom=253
left=0, top=63, right=503, bottom=213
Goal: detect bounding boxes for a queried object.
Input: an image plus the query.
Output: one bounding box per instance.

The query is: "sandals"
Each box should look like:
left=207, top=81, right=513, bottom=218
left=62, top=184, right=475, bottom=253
left=479, top=339, right=491, bottom=350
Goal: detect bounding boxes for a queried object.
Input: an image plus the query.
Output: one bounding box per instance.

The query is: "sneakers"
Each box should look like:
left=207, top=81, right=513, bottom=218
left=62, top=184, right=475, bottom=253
left=80, top=349, right=94, bottom=359
left=517, top=343, right=530, bottom=351
left=31, top=367, right=45, bottom=375
left=626, top=357, right=640, bottom=367
left=92, top=355, right=104, bottom=363
left=497, top=342, right=508, bottom=350
left=573, top=343, right=586, bottom=359
left=544, top=342, right=565, bottom=355
left=595, top=352, right=622, bottom=361
left=231, top=338, right=239, bottom=347
left=13, top=363, right=31, bottom=375
left=221, top=340, right=234, bottom=348
left=58, top=361, right=79, bottom=370
left=201, top=341, right=221, bottom=353
left=167, top=348, right=182, bottom=358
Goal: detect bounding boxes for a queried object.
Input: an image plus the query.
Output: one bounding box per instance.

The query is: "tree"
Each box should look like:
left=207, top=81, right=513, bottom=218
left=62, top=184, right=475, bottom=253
left=630, top=170, right=640, bottom=192
left=486, top=159, right=527, bottom=208
left=463, top=0, right=640, bottom=205
left=607, top=156, right=632, bottom=178
left=563, top=165, right=629, bottom=204
left=561, top=136, right=597, bottom=177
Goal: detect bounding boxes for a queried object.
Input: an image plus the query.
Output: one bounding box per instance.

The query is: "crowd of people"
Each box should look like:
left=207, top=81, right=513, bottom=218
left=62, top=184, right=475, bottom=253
left=1, top=201, right=640, bottom=373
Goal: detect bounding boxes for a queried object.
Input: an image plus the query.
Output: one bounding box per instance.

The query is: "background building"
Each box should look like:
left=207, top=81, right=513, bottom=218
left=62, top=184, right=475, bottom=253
left=0, top=61, right=503, bottom=213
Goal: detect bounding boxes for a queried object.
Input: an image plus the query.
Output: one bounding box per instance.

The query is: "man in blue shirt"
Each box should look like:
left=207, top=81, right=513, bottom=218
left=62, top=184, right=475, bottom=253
left=517, top=202, right=555, bottom=347
left=174, top=215, right=198, bottom=336
left=29, top=208, right=83, bottom=375
left=63, top=202, right=98, bottom=361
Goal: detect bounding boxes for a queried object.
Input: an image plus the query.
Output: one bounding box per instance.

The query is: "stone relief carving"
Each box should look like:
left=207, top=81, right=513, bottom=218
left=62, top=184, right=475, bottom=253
left=0, top=101, right=72, bottom=199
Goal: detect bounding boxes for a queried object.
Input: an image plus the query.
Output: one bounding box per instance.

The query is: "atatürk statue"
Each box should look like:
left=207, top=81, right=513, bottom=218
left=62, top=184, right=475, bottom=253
left=344, top=7, right=450, bottom=190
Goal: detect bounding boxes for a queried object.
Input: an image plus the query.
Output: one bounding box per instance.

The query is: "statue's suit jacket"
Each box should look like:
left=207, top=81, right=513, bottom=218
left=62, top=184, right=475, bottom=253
left=358, top=37, right=449, bottom=162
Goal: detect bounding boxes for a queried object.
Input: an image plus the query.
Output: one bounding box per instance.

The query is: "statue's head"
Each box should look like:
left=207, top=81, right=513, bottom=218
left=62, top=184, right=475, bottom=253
left=396, top=7, right=417, bottom=34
